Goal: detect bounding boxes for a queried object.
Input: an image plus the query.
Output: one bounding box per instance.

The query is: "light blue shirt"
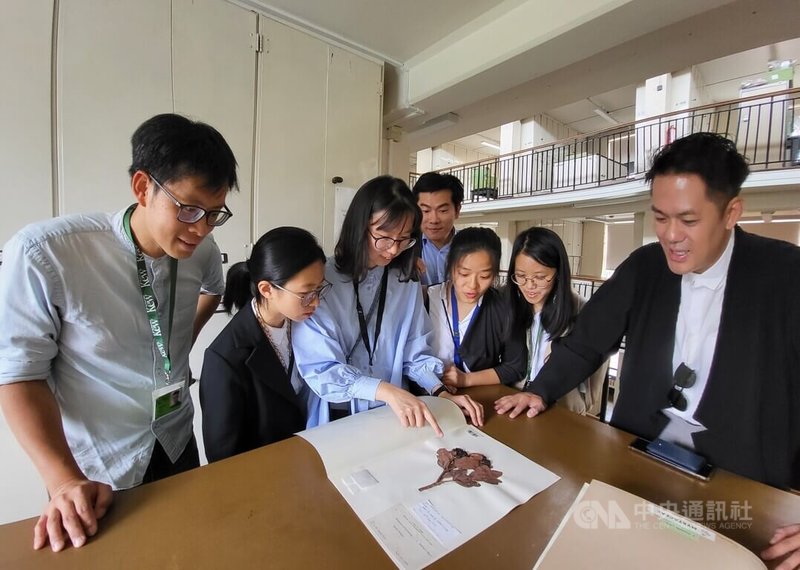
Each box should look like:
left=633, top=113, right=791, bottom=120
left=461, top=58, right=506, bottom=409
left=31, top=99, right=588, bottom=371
left=0, top=209, right=224, bottom=489
left=293, top=258, right=443, bottom=427
left=420, top=233, right=453, bottom=286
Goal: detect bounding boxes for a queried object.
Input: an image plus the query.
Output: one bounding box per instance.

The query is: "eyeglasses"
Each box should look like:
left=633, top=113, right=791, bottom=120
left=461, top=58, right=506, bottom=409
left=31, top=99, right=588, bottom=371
left=151, top=175, right=233, bottom=227
left=510, top=272, right=556, bottom=288
left=368, top=231, right=417, bottom=252
left=667, top=362, right=697, bottom=412
left=271, top=281, right=332, bottom=307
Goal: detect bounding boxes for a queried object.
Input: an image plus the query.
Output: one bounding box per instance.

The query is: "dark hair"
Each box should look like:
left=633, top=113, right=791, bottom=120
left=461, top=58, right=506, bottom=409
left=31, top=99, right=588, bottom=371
left=445, top=227, right=501, bottom=279
left=645, top=132, right=749, bottom=208
left=222, top=227, right=325, bottom=313
left=128, top=113, right=238, bottom=195
left=506, top=227, right=575, bottom=338
left=412, top=172, right=464, bottom=208
left=334, top=176, right=421, bottom=282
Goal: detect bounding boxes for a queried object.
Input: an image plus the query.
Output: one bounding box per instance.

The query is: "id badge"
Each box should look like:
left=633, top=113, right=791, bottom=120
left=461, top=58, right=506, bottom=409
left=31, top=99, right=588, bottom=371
left=152, top=381, right=186, bottom=421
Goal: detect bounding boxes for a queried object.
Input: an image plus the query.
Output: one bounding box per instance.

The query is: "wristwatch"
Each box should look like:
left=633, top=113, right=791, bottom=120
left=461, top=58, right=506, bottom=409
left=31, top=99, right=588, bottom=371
left=431, top=384, right=447, bottom=397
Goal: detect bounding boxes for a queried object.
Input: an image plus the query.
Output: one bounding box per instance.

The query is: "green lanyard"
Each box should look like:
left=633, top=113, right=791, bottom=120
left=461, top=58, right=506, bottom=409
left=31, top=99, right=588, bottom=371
left=123, top=205, right=178, bottom=382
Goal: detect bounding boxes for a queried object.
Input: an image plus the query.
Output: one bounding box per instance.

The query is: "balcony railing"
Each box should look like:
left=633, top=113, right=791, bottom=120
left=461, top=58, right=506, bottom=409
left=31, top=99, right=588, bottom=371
left=411, top=88, right=800, bottom=202
left=496, top=271, right=604, bottom=301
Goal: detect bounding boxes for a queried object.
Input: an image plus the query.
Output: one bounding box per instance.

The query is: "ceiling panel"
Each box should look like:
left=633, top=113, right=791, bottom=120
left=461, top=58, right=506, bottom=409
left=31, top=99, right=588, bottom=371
left=242, top=0, right=509, bottom=63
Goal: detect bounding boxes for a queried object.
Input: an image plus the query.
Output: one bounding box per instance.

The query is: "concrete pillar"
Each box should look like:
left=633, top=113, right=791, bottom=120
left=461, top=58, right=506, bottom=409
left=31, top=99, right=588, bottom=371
left=498, top=121, right=521, bottom=195
left=495, top=219, right=515, bottom=271
left=384, top=135, right=413, bottom=182
left=633, top=210, right=658, bottom=246
left=581, top=220, right=607, bottom=278
left=416, top=148, right=433, bottom=173
left=634, top=71, right=701, bottom=175
left=500, top=121, right=522, bottom=154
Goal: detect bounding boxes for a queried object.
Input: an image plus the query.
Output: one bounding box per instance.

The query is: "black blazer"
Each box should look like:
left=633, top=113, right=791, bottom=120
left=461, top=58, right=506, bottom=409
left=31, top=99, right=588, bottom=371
left=530, top=227, right=800, bottom=490
left=458, top=287, right=526, bottom=386
left=200, top=306, right=307, bottom=463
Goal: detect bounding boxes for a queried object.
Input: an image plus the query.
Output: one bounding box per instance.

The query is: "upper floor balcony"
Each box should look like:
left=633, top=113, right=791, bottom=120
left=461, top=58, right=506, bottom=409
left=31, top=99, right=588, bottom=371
left=410, top=88, right=800, bottom=215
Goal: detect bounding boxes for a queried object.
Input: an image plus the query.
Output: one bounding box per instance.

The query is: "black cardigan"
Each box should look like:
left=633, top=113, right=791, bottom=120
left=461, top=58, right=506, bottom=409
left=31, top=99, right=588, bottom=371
left=456, top=287, right=526, bottom=386
left=200, top=306, right=307, bottom=463
left=529, top=227, right=800, bottom=490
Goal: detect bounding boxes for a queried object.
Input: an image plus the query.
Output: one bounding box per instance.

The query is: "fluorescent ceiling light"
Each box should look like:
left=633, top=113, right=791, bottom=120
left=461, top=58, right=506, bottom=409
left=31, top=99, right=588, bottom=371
left=739, top=217, right=800, bottom=224
left=593, top=108, right=619, bottom=125
left=480, top=141, right=501, bottom=150
left=586, top=216, right=634, bottom=225
left=414, top=112, right=459, bottom=134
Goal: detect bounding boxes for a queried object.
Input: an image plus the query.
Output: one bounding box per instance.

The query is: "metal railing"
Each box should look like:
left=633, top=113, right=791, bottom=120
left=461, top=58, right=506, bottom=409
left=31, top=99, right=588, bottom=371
left=572, top=275, right=605, bottom=300
left=496, top=271, right=605, bottom=300
left=411, top=88, right=800, bottom=202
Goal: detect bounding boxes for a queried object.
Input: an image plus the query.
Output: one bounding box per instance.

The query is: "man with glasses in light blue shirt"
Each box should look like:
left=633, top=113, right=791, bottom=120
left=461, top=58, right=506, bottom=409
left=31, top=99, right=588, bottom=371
left=0, top=114, right=237, bottom=553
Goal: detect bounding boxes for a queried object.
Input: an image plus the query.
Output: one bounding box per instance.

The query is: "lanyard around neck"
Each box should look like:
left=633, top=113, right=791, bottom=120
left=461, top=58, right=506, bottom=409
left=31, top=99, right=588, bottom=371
left=123, top=205, right=178, bottom=382
left=524, top=315, right=546, bottom=388
left=448, top=285, right=481, bottom=371
left=353, top=267, right=389, bottom=367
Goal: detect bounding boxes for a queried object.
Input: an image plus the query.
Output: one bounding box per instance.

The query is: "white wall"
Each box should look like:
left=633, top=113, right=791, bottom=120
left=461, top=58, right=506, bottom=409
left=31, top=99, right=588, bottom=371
left=520, top=114, right=579, bottom=149
left=0, top=0, right=54, bottom=246
left=431, top=142, right=493, bottom=170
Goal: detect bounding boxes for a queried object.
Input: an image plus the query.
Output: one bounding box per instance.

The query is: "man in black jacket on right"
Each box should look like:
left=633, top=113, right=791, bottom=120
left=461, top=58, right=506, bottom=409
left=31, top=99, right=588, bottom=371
left=495, top=132, right=800, bottom=569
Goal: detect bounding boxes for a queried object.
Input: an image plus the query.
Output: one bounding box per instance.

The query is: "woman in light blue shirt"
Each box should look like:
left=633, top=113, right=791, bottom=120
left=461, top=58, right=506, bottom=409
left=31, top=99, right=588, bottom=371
left=293, top=176, right=483, bottom=432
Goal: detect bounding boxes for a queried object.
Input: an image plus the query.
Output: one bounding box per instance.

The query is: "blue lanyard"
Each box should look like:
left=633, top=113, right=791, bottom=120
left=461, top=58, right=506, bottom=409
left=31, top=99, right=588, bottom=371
left=449, top=286, right=481, bottom=371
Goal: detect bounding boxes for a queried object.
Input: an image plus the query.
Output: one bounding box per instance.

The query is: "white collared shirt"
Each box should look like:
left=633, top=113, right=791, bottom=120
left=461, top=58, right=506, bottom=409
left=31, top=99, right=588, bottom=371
left=427, top=283, right=482, bottom=372
left=259, top=311, right=304, bottom=396
left=528, top=312, right=551, bottom=382
left=669, top=230, right=735, bottom=423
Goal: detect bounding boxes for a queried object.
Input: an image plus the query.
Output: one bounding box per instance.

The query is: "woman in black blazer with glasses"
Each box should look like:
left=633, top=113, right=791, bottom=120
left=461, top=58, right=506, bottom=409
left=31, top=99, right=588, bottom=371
left=200, top=227, right=329, bottom=462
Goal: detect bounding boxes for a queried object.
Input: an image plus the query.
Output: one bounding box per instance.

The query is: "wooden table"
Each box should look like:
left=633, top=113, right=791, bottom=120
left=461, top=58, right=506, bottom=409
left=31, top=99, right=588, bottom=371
left=1, top=385, right=797, bottom=569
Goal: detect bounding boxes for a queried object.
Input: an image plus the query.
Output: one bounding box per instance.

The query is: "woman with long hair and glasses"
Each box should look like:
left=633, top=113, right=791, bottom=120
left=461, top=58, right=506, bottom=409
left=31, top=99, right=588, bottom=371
left=200, top=227, right=329, bottom=462
left=427, top=227, right=525, bottom=389
left=498, top=227, right=606, bottom=415
left=293, top=175, right=483, bottom=433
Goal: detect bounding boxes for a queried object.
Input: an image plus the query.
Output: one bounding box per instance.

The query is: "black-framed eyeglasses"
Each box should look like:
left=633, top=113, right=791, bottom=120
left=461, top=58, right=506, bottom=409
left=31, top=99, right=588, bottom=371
left=510, top=272, right=556, bottom=288
left=272, top=280, right=332, bottom=307
left=151, top=175, right=233, bottom=227
left=668, top=362, right=697, bottom=412
left=368, top=231, right=416, bottom=252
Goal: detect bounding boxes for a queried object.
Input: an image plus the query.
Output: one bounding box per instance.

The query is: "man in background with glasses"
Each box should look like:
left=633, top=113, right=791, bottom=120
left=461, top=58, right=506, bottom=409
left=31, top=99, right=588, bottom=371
left=0, top=114, right=237, bottom=553
left=495, top=132, right=800, bottom=568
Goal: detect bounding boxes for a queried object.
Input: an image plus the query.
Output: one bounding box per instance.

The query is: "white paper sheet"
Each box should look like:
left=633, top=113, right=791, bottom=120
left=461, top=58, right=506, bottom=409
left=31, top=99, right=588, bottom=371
left=298, top=397, right=560, bottom=569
